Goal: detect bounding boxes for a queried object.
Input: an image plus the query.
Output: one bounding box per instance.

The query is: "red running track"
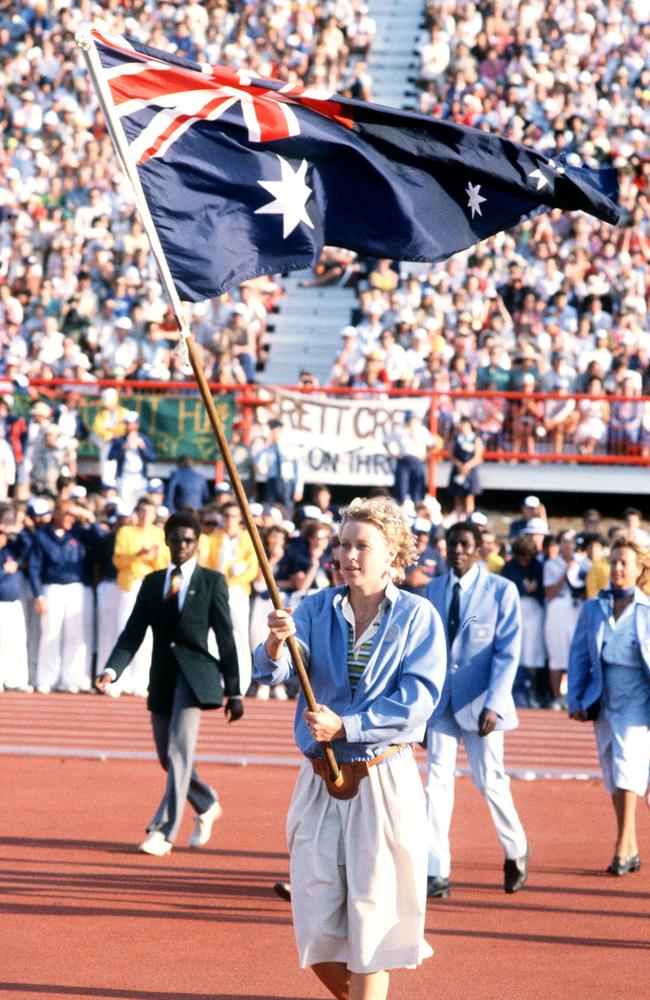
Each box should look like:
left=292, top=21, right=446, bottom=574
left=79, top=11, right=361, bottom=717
left=0, top=692, right=601, bottom=779
left=1, top=693, right=648, bottom=1000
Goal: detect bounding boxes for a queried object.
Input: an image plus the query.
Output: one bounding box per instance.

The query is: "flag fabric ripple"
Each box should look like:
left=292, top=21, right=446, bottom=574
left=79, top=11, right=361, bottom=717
left=89, top=28, right=621, bottom=302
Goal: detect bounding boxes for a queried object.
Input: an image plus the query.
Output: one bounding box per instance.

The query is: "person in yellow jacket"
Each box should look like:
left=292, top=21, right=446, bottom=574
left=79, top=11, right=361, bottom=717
left=91, top=387, right=129, bottom=486
left=107, top=496, right=169, bottom=696
left=205, top=501, right=258, bottom=696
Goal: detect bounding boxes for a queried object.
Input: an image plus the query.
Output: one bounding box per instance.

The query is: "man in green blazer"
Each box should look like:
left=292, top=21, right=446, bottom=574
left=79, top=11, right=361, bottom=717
left=96, top=511, right=243, bottom=856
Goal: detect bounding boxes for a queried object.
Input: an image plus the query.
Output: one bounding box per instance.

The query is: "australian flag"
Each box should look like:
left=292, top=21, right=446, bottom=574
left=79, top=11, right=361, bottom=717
left=87, top=28, right=621, bottom=302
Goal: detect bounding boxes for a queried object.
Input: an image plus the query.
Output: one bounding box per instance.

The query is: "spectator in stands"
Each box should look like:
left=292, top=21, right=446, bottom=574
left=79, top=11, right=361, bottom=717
left=543, top=529, right=585, bottom=710
left=206, top=500, right=259, bottom=697
left=108, top=411, right=156, bottom=514
left=27, top=500, right=102, bottom=695
left=0, top=510, right=30, bottom=692
left=501, top=534, right=546, bottom=708
left=283, top=519, right=333, bottom=606
left=622, top=508, right=650, bottom=547
left=446, top=416, right=484, bottom=521
left=402, top=519, right=443, bottom=595
left=250, top=523, right=291, bottom=702
left=109, top=496, right=169, bottom=697
left=165, top=455, right=211, bottom=513
left=254, top=419, right=304, bottom=512
left=92, top=388, right=128, bottom=486
left=509, top=496, right=547, bottom=539
left=386, top=410, right=436, bottom=507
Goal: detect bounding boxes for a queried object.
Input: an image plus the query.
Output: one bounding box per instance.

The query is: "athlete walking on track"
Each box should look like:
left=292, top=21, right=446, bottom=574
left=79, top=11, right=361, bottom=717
left=254, top=497, right=446, bottom=1000
left=96, top=511, right=243, bottom=856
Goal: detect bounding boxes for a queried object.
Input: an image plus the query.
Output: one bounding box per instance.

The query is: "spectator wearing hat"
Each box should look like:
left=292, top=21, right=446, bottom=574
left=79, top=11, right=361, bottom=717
left=509, top=496, right=547, bottom=540
left=108, top=411, right=156, bottom=514
left=145, top=477, right=166, bottom=510
left=166, top=455, right=211, bottom=513
left=386, top=410, right=437, bottom=508
left=254, top=420, right=304, bottom=512
left=109, top=496, right=169, bottom=697
left=402, top=519, right=444, bottom=595
left=27, top=501, right=102, bottom=694
left=91, top=388, right=129, bottom=486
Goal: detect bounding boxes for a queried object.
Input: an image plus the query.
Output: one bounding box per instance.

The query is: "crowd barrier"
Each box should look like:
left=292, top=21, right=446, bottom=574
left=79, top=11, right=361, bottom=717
left=23, top=378, right=650, bottom=491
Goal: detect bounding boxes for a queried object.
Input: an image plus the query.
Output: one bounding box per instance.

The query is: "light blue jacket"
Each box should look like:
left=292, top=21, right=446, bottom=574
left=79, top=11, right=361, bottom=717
left=424, top=566, right=521, bottom=731
left=253, top=582, right=446, bottom=761
left=567, top=589, right=650, bottom=716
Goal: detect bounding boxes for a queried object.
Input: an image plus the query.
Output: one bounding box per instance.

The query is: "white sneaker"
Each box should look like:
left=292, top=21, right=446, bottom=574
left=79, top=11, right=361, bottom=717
left=138, top=831, right=173, bottom=856
left=35, top=684, right=51, bottom=694
left=255, top=685, right=270, bottom=701
left=271, top=684, right=288, bottom=701
left=189, top=800, right=223, bottom=848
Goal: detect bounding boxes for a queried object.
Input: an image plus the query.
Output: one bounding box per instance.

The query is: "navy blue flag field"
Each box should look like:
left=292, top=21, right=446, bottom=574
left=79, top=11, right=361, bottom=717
left=88, top=27, right=621, bottom=302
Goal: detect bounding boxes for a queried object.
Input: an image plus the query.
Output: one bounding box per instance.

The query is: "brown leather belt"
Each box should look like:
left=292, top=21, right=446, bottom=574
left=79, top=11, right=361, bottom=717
left=310, top=744, right=411, bottom=800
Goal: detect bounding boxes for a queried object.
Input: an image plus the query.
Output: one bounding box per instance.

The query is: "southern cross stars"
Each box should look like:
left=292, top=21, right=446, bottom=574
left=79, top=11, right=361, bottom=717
left=256, top=155, right=314, bottom=238
left=466, top=181, right=486, bottom=218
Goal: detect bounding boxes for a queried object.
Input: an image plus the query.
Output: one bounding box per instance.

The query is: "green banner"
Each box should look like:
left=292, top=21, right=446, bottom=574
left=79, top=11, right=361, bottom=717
left=19, top=391, right=236, bottom=462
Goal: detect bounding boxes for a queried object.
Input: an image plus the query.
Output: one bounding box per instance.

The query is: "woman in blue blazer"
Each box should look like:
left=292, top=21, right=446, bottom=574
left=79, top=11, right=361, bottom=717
left=568, top=538, right=650, bottom=876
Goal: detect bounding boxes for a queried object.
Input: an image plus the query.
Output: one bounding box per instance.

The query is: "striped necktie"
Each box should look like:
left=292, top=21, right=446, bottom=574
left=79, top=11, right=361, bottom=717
left=166, top=565, right=182, bottom=615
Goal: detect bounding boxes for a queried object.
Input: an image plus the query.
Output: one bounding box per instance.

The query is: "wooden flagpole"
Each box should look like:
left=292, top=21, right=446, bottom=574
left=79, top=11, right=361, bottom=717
left=77, top=28, right=342, bottom=785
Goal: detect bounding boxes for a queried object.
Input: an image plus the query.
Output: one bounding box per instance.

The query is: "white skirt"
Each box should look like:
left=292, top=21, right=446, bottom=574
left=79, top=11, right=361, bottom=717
left=544, top=595, right=581, bottom=671
left=286, top=751, right=433, bottom=975
left=520, top=596, right=545, bottom=668
left=594, top=663, right=650, bottom=796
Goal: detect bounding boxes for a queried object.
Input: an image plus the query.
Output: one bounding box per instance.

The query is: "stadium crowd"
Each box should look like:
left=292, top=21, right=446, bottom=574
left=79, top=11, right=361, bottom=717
left=0, top=472, right=648, bottom=709
left=0, top=3, right=649, bottom=695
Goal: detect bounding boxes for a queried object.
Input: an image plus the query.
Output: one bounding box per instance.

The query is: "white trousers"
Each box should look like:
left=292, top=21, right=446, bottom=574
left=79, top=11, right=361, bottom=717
left=19, top=574, right=40, bottom=686
left=425, top=708, right=527, bottom=877
left=107, top=580, right=152, bottom=697
left=228, top=584, right=252, bottom=696
left=0, top=599, right=29, bottom=689
left=287, top=752, right=433, bottom=974
left=36, top=583, right=93, bottom=691
left=95, top=580, right=123, bottom=678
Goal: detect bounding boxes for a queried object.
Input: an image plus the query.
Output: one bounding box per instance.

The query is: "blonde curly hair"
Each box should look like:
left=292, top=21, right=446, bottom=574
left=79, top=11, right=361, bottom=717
left=610, top=538, right=650, bottom=595
left=338, top=497, right=417, bottom=583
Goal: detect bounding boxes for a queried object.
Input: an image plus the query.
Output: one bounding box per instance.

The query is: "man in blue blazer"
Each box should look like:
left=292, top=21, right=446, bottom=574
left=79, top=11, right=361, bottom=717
left=423, top=521, right=529, bottom=897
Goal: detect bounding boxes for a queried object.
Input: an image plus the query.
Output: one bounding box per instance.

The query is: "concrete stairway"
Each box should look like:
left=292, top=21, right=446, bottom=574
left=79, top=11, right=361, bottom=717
left=261, top=0, right=424, bottom=387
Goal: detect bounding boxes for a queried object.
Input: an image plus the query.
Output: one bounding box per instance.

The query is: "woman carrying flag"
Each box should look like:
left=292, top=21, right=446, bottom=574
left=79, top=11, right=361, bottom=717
left=254, top=497, right=445, bottom=1000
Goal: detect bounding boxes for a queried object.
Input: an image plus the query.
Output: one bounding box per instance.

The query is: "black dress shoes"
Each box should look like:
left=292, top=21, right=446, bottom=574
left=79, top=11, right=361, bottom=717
left=426, top=876, right=450, bottom=899
left=504, top=851, right=529, bottom=894
left=607, top=853, right=641, bottom=876
left=273, top=881, right=292, bottom=901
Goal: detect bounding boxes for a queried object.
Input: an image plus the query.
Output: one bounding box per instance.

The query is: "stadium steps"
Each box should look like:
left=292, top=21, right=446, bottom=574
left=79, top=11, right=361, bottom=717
left=260, top=0, right=423, bottom=387
left=263, top=275, right=357, bottom=384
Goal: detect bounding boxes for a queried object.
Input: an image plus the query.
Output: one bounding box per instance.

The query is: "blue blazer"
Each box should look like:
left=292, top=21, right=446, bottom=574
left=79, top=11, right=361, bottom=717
left=253, top=583, right=446, bottom=760
left=424, top=566, right=521, bottom=731
left=567, top=590, right=650, bottom=715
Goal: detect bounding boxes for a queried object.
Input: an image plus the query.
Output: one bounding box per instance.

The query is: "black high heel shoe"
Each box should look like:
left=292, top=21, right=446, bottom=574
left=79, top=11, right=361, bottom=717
left=606, top=853, right=641, bottom=876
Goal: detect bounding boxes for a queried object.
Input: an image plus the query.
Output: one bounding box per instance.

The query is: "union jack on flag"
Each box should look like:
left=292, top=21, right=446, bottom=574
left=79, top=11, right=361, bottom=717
left=84, top=28, right=620, bottom=302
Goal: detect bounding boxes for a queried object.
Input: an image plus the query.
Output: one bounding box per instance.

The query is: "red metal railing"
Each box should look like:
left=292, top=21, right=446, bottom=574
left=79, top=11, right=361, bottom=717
left=23, top=378, right=650, bottom=476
